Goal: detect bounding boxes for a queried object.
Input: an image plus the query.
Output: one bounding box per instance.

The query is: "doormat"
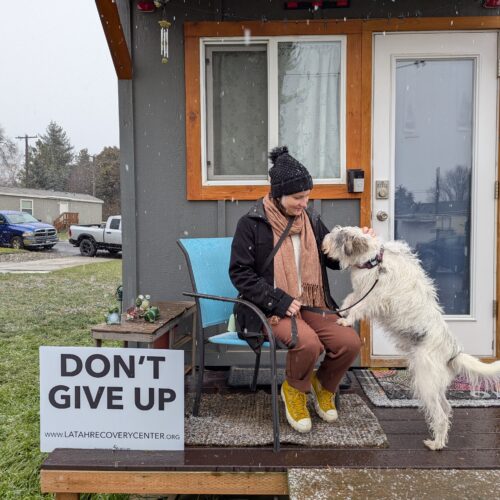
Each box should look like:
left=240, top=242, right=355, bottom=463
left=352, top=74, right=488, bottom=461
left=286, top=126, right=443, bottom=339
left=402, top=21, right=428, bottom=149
left=287, top=468, right=500, bottom=500
left=227, top=366, right=351, bottom=390
left=185, top=392, right=388, bottom=447
left=354, top=368, right=500, bottom=408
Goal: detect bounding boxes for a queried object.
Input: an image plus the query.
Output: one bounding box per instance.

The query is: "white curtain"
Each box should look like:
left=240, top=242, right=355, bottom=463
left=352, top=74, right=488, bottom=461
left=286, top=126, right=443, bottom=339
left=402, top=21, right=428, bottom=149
left=278, top=41, right=341, bottom=179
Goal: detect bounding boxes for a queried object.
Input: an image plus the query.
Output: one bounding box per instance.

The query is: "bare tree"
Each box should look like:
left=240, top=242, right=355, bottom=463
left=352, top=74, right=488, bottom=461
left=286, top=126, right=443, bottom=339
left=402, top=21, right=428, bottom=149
left=0, top=125, right=22, bottom=186
left=426, top=165, right=471, bottom=203
left=440, top=165, right=470, bottom=202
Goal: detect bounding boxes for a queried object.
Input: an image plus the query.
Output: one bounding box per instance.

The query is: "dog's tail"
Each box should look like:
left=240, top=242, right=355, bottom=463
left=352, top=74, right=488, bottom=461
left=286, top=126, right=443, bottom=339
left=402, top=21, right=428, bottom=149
left=451, top=353, right=500, bottom=387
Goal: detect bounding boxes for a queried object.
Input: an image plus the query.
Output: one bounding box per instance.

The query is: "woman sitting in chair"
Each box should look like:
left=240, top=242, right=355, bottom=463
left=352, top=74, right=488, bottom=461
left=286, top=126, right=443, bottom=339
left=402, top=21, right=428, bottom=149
left=229, top=146, right=364, bottom=433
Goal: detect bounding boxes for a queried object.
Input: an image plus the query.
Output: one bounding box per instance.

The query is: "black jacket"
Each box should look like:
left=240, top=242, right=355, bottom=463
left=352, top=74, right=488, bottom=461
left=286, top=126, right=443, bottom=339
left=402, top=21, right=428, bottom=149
left=229, top=198, right=340, bottom=345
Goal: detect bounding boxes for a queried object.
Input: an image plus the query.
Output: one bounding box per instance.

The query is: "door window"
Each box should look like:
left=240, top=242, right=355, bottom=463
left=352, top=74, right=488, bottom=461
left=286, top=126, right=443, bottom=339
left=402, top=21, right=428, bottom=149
left=394, top=58, right=473, bottom=315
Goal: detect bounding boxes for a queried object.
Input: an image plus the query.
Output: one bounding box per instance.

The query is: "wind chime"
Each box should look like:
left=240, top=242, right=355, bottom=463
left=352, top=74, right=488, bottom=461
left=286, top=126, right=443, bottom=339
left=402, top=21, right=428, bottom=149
left=154, top=1, right=171, bottom=63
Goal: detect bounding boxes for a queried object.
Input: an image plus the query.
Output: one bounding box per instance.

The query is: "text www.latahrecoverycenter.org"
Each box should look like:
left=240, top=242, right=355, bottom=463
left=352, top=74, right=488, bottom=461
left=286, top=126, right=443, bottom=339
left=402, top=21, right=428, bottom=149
left=44, top=430, right=180, bottom=440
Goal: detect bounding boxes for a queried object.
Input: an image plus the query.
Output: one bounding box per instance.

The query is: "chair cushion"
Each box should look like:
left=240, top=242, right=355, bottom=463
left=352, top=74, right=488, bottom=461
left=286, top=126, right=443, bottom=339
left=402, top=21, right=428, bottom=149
left=208, top=331, right=270, bottom=348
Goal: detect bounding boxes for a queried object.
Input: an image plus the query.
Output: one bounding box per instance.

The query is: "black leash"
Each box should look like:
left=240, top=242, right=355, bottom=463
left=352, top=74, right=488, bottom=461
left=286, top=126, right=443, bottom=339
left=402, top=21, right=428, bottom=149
left=301, top=247, right=385, bottom=318
left=301, top=277, right=380, bottom=317
left=288, top=315, right=299, bottom=349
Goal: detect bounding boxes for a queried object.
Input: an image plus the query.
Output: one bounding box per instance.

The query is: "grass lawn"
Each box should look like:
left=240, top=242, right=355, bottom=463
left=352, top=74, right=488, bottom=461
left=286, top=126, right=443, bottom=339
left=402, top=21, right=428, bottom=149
left=57, top=229, right=69, bottom=241
left=0, top=261, right=129, bottom=499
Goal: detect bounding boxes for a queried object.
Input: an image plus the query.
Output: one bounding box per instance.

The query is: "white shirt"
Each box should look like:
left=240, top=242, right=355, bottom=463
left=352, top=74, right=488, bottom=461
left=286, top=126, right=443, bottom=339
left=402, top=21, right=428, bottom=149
left=291, top=234, right=302, bottom=295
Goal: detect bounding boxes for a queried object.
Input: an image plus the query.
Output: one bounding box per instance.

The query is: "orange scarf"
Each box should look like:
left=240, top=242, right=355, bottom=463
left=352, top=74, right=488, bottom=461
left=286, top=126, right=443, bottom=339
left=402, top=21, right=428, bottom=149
left=263, top=194, right=326, bottom=310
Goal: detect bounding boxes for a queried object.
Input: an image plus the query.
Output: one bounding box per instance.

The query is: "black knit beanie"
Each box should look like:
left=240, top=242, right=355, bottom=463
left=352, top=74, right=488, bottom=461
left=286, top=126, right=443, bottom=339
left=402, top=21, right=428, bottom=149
left=268, top=146, right=313, bottom=198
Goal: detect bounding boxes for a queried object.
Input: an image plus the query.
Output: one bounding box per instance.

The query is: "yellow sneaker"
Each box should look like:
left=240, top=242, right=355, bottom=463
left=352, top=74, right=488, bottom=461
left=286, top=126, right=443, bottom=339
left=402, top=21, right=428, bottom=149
left=280, top=380, right=312, bottom=433
left=311, top=372, right=338, bottom=422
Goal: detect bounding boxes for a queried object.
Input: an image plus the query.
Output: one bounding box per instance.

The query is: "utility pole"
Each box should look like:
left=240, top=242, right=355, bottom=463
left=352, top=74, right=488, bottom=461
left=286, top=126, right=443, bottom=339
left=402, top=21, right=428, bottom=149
left=434, top=166, right=440, bottom=242
left=15, top=134, right=37, bottom=187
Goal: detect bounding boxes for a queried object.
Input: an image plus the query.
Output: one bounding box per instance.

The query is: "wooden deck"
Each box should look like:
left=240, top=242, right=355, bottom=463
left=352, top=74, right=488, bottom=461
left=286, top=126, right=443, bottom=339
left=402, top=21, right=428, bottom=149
left=179, top=368, right=500, bottom=469
left=41, top=368, right=500, bottom=497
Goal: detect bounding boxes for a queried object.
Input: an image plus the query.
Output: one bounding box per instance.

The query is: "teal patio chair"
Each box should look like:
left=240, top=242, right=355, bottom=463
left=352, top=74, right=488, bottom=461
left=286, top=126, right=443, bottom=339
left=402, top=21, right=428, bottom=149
left=177, top=237, right=281, bottom=452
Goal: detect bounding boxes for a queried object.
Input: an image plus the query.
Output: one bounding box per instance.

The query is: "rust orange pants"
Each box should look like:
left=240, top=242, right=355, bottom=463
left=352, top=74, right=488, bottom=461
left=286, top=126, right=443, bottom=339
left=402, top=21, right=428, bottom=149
left=269, top=310, right=361, bottom=394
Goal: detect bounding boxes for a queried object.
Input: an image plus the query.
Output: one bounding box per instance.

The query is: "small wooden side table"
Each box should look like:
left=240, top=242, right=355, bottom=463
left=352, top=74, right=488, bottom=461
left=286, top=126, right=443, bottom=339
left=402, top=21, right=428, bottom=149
left=91, top=300, right=196, bottom=374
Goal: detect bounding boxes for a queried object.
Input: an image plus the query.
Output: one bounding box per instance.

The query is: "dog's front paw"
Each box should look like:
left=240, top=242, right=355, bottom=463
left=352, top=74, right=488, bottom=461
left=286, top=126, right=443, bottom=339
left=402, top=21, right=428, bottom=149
left=337, top=317, right=353, bottom=327
left=423, top=439, right=444, bottom=451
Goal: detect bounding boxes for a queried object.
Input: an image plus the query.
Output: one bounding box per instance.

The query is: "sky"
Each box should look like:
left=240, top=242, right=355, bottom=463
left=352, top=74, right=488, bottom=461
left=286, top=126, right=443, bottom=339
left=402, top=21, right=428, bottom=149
left=0, top=0, right=119, bottom=155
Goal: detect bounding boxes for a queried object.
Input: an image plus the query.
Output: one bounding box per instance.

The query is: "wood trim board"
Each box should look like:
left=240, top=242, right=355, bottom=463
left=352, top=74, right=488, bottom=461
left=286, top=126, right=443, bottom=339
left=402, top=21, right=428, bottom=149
left=95, top=0, right=132, bottom=80
left=41, top=470, right=288, bottom=496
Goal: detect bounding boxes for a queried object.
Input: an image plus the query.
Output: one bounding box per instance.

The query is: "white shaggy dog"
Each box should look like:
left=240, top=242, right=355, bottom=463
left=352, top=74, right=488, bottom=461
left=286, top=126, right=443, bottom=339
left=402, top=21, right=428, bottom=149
left=322, top=226, right=500, bottom=450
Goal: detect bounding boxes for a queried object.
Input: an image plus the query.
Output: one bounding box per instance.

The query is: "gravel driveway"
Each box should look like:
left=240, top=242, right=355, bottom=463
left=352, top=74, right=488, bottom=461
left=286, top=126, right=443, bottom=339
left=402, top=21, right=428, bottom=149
left=0, top=241, right=121, bottom=263
left=0, top=250, right=66, bottom=263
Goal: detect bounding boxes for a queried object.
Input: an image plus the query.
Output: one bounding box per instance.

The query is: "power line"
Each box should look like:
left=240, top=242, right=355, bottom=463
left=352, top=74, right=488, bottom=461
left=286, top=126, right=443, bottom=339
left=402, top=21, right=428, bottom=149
left=15, top=134, right=37, bottom=187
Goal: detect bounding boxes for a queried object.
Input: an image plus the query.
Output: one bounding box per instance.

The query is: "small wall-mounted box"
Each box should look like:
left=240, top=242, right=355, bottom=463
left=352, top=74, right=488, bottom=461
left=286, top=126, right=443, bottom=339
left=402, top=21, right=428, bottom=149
left=347, top=169, right=365, bottom=193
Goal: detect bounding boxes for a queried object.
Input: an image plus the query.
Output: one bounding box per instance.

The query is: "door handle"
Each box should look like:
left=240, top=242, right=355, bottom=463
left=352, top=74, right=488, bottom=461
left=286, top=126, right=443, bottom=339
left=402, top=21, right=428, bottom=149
left=376, top=210, right=389, bottom=222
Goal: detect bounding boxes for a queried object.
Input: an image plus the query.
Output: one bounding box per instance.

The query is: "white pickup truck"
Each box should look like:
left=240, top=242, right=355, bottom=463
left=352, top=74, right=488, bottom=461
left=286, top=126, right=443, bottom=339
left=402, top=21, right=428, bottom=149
left=69, top=215, right=122, bottom=257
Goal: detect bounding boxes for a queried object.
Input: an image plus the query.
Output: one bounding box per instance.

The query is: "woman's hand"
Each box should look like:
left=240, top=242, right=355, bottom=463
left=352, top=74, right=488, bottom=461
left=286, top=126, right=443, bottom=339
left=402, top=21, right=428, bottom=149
left=286, top=298, right=302, bottom=317
left=362, top=226, right=376, bottom=237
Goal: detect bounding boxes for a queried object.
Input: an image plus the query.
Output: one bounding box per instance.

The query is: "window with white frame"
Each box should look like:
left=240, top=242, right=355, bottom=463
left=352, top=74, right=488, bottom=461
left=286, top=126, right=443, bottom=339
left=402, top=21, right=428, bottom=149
left=202, top=36, right=346, bottom=185
left=20, top=199, right=33, bottom=215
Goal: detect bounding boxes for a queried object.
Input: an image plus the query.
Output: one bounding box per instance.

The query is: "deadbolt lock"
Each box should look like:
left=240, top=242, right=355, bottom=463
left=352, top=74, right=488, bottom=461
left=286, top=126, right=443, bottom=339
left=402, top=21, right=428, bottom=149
left=376, top=180, right=389, bottom=199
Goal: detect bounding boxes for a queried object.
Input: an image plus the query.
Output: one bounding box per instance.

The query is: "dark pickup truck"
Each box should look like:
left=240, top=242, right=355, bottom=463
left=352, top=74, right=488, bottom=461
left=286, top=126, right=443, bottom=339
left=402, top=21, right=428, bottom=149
left=0, top=210, right=58, bottom=250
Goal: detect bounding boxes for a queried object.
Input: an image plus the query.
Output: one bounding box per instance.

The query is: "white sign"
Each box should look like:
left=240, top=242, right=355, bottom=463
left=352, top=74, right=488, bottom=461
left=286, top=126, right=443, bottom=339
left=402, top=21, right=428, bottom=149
left=40, top=346, right=184, bottom=452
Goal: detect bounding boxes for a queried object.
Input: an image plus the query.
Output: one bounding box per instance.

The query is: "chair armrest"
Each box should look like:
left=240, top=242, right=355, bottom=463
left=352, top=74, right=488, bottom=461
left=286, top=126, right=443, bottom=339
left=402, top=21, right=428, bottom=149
left=182, top=291, right=276, bottom=350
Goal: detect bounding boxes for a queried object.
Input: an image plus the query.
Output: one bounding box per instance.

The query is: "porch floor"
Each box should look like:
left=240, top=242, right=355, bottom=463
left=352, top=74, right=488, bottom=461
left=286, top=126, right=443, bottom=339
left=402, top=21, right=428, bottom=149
left=180, top=367, right=500, bottom=470
left=41, top=368, right=499, bottom=498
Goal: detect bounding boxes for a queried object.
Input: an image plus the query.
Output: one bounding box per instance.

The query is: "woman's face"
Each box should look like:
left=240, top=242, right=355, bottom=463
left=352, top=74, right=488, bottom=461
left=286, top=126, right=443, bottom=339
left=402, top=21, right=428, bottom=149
left=280, top=190, right=311, bottom=216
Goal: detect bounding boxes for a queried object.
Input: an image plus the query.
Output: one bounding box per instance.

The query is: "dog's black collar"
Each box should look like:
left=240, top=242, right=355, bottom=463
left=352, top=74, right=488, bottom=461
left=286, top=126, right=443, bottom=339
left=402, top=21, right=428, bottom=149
left=356, top=247, right=384, bottom=269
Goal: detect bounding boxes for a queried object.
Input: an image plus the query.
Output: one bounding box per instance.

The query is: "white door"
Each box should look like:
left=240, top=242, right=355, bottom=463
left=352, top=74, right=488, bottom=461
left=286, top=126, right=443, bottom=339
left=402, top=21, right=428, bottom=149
left=59, top=202, right=69, bottom=215
left=372, top=32, right=498, bottom=359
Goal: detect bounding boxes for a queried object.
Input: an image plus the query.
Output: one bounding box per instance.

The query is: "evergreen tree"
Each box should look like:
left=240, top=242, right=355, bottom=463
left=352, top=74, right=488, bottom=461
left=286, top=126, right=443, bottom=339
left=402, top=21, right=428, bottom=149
left=95, top=146, right=121, bottom=218
left=24, top=121, right=73, bottom=190
left=395, top=185, right=416, bottom=215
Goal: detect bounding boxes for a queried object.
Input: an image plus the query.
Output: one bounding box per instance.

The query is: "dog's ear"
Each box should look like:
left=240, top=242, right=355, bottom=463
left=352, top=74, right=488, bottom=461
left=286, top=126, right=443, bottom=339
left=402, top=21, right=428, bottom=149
left=343, top=234, right=354, bottom=256
left=345, top=233, right=369, bottom=257
left=329, top=229, right=356, bottom=256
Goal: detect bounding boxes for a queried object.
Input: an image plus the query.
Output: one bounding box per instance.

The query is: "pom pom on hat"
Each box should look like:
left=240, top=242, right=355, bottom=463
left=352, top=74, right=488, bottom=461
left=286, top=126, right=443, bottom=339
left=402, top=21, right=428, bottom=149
left=269, top=145, right=289, bottom=165
left=268, top=146, right=313, bottom=198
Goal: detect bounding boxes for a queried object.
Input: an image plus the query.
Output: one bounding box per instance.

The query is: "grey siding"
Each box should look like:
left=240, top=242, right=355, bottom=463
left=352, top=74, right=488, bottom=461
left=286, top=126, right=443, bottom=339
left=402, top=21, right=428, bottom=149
left=118, top=0, right=493, bottom=365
